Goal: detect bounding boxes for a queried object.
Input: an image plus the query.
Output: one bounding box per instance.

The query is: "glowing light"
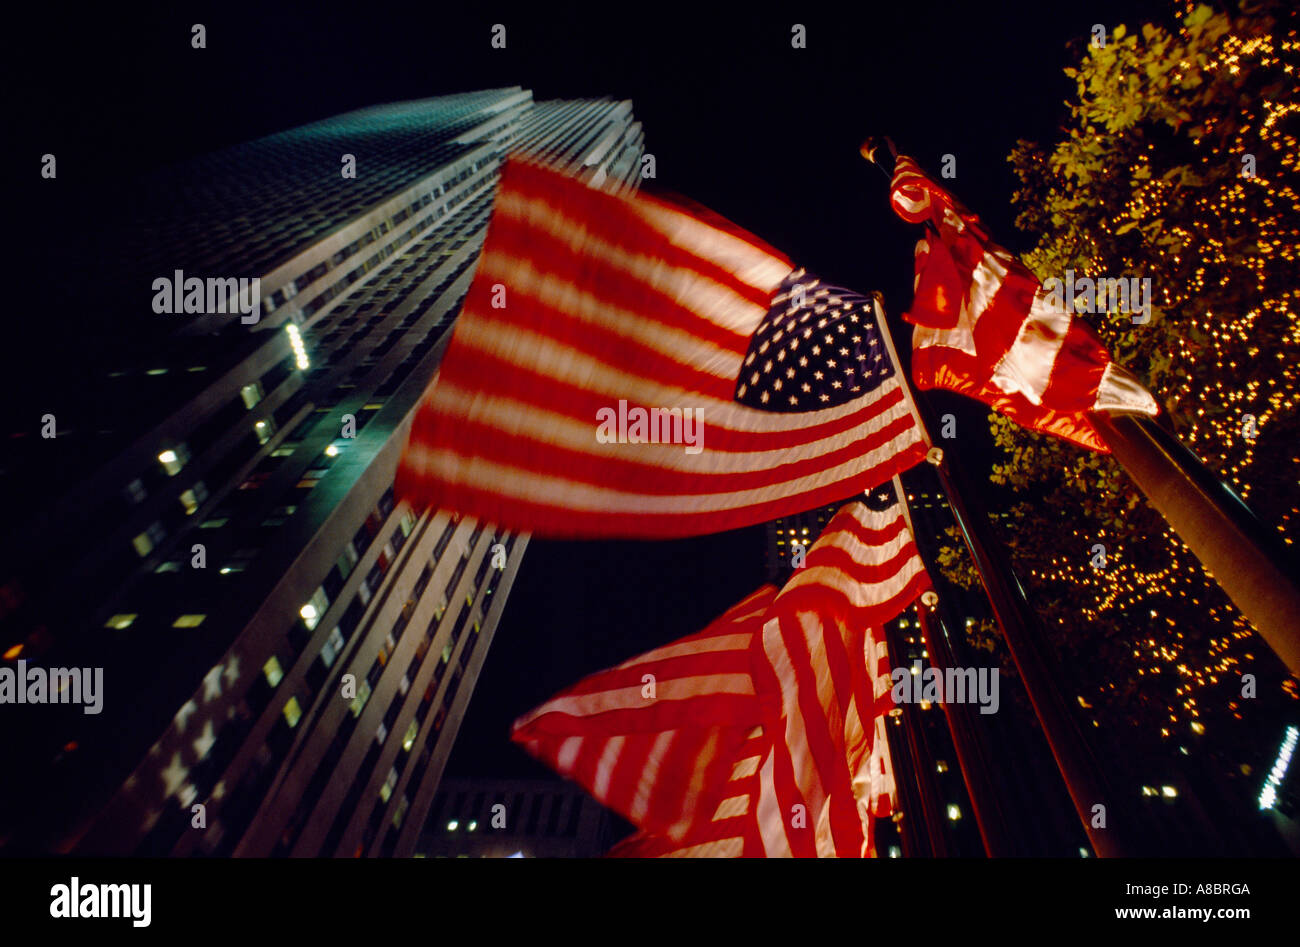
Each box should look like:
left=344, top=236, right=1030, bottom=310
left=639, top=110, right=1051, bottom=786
left=1259, top=725, right=1298, bottom=810
left=287, top=323, right=310, bottom=370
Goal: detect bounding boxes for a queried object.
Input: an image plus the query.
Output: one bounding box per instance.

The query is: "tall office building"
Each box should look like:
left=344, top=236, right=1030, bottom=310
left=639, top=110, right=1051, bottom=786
left=0, top=88, right=645, bottom=856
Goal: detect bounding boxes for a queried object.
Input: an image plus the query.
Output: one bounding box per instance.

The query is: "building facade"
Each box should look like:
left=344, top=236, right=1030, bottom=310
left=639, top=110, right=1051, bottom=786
left=417, top=778, right=626, bottom=858
left=0, top=88, right=645, bottom=856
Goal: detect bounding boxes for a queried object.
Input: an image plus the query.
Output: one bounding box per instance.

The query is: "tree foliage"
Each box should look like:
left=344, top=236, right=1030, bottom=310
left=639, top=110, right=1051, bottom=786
left=945, top=1, right=1300, bottom=761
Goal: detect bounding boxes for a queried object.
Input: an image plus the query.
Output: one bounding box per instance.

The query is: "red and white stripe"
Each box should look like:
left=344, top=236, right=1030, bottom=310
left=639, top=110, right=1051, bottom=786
left=890, top=155, right=1158, bottom=453
left=511, top=586, right=777, bottom=844
left=517, top=500, right=927, bottom=858
left=397, top=158, right=927, bottom=538
left=755, top=500, right=925, bottom=857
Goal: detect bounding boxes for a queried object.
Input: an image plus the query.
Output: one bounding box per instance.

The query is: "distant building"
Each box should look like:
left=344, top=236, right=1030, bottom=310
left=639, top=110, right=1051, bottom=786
left=416, top=778, right=626, bottom=857
left=0, top=89, right=645, bottom=856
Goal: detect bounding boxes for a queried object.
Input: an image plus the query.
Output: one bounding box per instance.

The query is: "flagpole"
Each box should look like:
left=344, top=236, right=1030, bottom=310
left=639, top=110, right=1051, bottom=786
left=862, top=220, right=1136, bottom=857
left=1090, top=412, right=1300, bottom=674
left=922, top=439, right=1134, bottom=856
left=878, top=696, right=939, bottom=856
left=894, top=477, right=1019, bottom=856
left=883, top=619, right=955, bottom=857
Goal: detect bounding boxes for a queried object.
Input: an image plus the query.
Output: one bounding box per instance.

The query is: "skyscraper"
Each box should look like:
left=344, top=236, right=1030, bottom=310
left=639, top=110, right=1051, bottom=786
left=0, top=88, right=645, bottom=856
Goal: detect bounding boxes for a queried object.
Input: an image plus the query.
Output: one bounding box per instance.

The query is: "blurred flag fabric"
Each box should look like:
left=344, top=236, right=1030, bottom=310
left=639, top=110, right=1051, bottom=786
left=889, top=154, right=1158, bottom=452
left=512, top=498, right=930, bottom=857
left=396, top=158, right=927, bottom=538
left=510, top=585, right=778, bottom=852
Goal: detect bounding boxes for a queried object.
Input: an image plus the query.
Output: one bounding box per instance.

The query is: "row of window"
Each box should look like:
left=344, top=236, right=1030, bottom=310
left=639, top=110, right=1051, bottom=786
left=318, top=520, right=509, bottom=856
left=160, top=486, right=401, bottom=856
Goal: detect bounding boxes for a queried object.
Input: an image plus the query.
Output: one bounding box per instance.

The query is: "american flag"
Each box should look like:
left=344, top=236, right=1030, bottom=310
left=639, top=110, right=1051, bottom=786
left=889, top=154, right=1158, bottom=452
left=510, top=586, right=777, bottom=849
left=753, top=495, right=927, bottom=857
left=396, top=158, right=927, bottom=538
left=512, top=498, right=929, bottom=857
left=735, top=273, right=898, bottom=412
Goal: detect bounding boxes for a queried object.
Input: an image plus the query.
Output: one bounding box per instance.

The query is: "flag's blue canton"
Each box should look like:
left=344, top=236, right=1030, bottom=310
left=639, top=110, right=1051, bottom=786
left=862, top=480, right=899, bottom=511
left=735, top=270, right=894, bottom=413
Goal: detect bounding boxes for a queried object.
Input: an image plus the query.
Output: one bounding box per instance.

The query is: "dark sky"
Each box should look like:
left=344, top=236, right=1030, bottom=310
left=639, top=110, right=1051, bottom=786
left=11, top=0, right=1167, bottom=779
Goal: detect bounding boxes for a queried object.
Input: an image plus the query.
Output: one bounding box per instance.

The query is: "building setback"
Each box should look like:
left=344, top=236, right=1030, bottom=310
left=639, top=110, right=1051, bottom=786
left=0, top=88, right=645, bottom=856
left=417, top=778, right=626, bottom=858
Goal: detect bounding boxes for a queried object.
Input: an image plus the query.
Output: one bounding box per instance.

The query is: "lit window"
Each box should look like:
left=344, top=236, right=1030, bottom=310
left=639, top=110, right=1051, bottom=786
left=946, top=804, right=962, bottom=821
left=200, top=517, right=228, bottom=529
left=300, top=587, right=329, bottom=630
left=158, top=447, right=188, bottom=476
left=145, top=368, right=168, bottom=376
left=282, top=696, right=302, bottom=728
left=379, top=767, right=398, bottom=803
left=320, top=626, right=346, bottom=668
left=402, top=719, right=418, bottom=752
left=263, top=656, right=284, bottom=688
left=240, top=382, right=264, bottom=409
left=4, top=644, right=24, bottom=660
left=132, top=522, right=165, bottom=557
left=179, top=481, right=209, bottom=516
left=155, top=561, right=181, bottom=573
left=173, top=614, right=206, bottom=628
left=375, top=721, right=388, bottom=746
left=286, top=323, right=310, bottom=370
left=104, top=614, right=137, bottom=629
left=335, top=543, right=359, bottom=581
left=254, top=419, right=275, bottom=445
left=350, top=679, right=372, bottom=717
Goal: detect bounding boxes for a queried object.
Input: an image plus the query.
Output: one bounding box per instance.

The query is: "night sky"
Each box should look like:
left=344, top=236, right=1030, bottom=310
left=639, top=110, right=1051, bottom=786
left=12, top=0, right=1166, bottom=781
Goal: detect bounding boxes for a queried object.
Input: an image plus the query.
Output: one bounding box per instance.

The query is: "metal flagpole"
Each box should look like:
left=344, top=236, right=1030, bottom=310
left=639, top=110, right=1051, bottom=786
left=893, top=475, right=1017, bottom=856
left=1090, top=413, right=1300, bottom=674
left=866, top=261, right=1136, bottom=857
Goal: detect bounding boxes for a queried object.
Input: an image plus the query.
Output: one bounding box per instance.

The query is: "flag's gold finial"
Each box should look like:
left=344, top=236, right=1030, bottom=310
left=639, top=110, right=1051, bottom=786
left=859, top=137, right=897, bottom=166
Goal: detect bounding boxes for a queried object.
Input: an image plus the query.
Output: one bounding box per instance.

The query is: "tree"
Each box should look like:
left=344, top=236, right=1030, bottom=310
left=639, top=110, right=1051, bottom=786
left=943, top=1, right=1300, bottom=770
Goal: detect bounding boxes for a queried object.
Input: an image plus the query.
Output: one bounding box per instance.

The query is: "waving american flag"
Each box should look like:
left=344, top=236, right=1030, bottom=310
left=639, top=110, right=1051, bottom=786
left=513, top=498, right=929, bottom=857
left=889, top=153, right=1157, bottom=452
left=397, top=158, right=927, bottom=538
